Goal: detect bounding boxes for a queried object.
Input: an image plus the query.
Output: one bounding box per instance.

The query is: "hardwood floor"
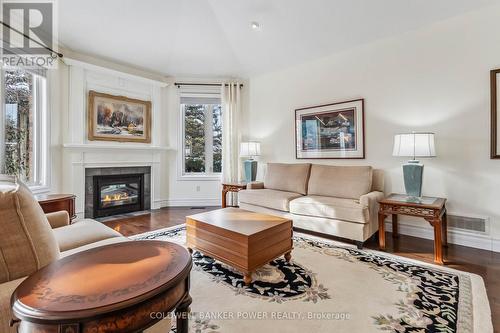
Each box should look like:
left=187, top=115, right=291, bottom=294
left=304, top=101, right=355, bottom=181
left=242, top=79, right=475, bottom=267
left=104, top=207, right=500, bottom=332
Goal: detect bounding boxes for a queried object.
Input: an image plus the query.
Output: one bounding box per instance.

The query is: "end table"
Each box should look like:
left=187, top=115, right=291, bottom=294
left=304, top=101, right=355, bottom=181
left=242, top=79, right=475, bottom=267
left=221, top=182, right=247, bottom=208
left=36, top=194, right=77, bottom=222
left=378, top=194, right=448, bottom=264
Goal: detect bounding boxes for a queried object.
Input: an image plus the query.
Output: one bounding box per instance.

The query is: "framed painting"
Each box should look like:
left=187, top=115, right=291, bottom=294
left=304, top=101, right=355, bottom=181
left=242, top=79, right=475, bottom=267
left=88, top=91, right=151, bottom=143
left=491, top=69, right=500, bottom=158
left=295, top=99, right=365, bottom=159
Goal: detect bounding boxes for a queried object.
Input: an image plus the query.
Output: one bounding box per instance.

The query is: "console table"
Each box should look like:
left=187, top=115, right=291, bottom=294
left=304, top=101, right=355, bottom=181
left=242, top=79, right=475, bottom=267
left=221, top=182, right=247, bottom=208
left=36, top=194, right=77, bottom=222
left=11, top=241, right=192, bottom=333
left=378, top=194, right=448, bottom=264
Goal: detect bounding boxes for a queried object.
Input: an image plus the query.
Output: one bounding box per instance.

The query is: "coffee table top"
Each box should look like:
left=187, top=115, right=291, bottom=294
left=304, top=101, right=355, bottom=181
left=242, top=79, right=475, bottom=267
left=12, top=240, right=191, bottom=321
left=187, top=207, right=292, bottom=236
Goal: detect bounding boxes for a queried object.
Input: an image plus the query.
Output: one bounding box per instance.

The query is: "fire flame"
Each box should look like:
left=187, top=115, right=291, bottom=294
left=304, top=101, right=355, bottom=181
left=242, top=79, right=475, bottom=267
left=103, top=192, right=129, bottom=202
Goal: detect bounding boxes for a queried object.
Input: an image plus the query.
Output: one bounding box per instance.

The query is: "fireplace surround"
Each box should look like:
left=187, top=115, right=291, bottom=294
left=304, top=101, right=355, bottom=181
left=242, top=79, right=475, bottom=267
left=85, top=167, right=151, bottom=218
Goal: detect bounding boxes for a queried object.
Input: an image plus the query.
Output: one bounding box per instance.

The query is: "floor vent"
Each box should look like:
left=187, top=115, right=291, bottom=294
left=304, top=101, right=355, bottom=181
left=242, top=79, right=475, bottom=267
left=447, top=214, right=487, bottom=233
left=191, top=206, right=207, bottom=210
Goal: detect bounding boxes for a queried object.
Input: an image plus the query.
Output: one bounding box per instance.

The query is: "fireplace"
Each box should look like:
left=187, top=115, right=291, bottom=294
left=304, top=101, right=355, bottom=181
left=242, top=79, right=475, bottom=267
left=85, top=167, right=151, bottom=219
left=93, top=174, right=144, bottom=218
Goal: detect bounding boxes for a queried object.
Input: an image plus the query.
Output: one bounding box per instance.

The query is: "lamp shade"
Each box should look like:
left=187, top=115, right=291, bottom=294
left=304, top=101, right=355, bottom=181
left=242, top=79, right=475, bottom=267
left=392, top=133, right=436, bottom=158
left=240, top=142, right=261, bottom=157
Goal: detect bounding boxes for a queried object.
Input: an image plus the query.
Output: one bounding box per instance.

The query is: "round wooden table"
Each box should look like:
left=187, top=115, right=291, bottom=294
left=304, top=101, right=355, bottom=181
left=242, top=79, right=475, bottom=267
left=11, top=240, right=192, bottom=333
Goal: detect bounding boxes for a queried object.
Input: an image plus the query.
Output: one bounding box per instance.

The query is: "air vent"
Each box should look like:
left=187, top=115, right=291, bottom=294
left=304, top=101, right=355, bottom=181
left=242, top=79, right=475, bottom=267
left=190, top=206, right=207, bottom=210
left=447, top=214, right=487, bottom=233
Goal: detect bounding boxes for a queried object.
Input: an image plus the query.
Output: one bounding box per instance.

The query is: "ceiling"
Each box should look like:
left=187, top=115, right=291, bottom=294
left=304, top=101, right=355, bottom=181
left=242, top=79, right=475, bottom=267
left=58, top=0, right=497, bottom=78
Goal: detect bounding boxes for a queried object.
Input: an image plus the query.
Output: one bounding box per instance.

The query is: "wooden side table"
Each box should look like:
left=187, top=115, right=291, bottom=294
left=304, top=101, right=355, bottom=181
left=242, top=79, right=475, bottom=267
left=378, top=194, right=448, bottom=264
left=36, top=194, right=77, bottom=222
left=221, top=182, right=247, bottom=208
left=11, top=241, right=192, bottom=333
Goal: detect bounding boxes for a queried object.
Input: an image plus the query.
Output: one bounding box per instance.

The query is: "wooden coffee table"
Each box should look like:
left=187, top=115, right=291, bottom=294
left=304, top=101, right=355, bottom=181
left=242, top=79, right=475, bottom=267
left=11, top=241, right=192, bottom=333
left=186, top=207, right=293, bottom=285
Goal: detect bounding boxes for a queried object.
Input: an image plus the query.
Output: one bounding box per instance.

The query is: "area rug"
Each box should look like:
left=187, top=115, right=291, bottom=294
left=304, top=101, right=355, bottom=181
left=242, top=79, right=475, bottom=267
left=132, top=225, right=492, bottom=333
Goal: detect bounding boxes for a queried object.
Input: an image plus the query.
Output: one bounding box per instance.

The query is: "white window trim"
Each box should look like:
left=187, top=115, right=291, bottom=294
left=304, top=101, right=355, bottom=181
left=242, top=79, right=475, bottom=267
left=177, top=91, right=222, bottom=181
left=0, top=68, right=50, bottom=193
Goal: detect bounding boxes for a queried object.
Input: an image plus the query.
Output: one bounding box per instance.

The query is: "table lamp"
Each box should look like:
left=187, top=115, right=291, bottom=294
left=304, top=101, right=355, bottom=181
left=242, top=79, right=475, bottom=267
left=392, top=132, right=436, bottom=202
left=240, top=142, right=261, bottom=182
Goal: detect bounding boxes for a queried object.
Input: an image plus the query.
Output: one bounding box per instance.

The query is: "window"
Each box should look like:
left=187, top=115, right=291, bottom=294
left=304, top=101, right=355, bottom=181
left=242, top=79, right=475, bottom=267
left=180, top=93, right=222, bottom=179
left=0, top=68, right=47, bottom=188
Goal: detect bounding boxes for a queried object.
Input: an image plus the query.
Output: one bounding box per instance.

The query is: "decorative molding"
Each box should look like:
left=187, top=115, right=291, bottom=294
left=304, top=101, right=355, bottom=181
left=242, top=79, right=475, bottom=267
left=62, top=57, right=169, bottom=87
left=156, top=198, right=220, bottom=208
left=384, top=220, right=499, bottom=252
left=63, top=143, right=171, bottom=151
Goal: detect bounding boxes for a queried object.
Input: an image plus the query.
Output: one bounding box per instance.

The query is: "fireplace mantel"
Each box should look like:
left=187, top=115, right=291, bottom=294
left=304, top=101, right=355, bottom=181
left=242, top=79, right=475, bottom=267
left=63, top=143, right=172, bottom=151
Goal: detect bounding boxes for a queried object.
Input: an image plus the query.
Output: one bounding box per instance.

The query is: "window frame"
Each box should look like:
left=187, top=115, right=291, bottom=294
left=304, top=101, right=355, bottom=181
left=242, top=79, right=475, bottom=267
left=0, top=67, right=50, bottom=193
left=178, top=91, right=222, bottom=181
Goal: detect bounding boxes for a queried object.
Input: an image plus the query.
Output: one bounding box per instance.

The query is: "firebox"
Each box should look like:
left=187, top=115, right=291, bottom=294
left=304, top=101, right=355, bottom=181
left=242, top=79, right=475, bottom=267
left=93, top=173, right=144, bottom=218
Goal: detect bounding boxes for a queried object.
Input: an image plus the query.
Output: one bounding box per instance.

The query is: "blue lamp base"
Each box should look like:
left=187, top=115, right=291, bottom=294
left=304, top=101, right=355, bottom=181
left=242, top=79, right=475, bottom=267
left=402, top=160, right=424, bottom=202
left=243, top=159, right=258, bottom=182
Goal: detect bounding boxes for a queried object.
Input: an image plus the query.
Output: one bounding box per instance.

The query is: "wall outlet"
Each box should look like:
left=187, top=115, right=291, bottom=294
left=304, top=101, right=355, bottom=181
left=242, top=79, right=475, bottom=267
left=196, top=185, right=201, bottom=192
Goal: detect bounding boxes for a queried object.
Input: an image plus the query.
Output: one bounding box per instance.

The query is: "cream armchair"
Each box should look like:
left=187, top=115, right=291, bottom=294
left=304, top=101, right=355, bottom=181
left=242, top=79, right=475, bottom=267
left=0, top=176, right=128, bottom=332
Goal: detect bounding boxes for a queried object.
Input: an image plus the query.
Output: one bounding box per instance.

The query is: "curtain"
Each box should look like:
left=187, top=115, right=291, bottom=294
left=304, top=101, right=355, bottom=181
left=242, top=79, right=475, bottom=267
left=221, top=82, right=241, bottom=206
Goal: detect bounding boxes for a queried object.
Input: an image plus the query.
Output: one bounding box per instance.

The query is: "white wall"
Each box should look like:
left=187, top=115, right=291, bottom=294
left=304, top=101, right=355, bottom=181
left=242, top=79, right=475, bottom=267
left=244, top=5, right=500, bottom=250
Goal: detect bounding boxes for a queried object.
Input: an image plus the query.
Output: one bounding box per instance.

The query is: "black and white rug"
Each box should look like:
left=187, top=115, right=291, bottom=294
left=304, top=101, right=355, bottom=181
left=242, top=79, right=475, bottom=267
left=134, top=225, right=491, bottom=333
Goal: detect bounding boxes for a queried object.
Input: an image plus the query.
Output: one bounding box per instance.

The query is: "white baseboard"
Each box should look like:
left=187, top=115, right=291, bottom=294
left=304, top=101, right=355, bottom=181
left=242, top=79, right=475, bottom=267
left=155, top=198, right=220, bottom=208
left=385, top=220, right=498, bottom=252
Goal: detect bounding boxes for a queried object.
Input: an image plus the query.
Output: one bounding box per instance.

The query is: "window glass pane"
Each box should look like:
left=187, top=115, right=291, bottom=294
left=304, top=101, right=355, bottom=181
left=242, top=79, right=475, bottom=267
left=212, top=105, right=222, bottom=173
left=3, top=69, right=36, bottom=184
left=184, top=104, right=206, bottom=173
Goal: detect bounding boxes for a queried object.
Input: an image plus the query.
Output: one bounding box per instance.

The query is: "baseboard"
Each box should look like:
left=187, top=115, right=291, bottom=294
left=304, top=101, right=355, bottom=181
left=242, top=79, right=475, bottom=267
left=385, top=220, right=498, bottom=252
left=155, top=198, right=220, bottom=208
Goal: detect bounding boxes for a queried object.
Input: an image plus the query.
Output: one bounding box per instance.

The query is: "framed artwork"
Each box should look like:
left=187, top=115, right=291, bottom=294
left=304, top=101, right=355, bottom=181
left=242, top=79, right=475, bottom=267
left=491, top=69, right=500, bottom=158
left=88, top=91, right=151, bottom=143
left=295, top=99, right=365, bottom=159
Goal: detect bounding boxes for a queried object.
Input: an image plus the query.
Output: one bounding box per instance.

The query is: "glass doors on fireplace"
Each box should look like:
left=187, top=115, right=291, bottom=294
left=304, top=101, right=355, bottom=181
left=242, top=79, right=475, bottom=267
left=93, top=173, right=144, bottom=218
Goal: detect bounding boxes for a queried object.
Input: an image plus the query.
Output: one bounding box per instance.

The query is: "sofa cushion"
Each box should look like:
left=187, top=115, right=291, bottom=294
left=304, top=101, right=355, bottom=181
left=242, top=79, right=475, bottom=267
left=0, top=176, right=60, bottom=283
left=308, top=165, right=373, bottom=199
left=53, top=219, right=123, bottom=252
left=238, top=189, right=303, bottom=212
left=289, top=195, right=369, bottom=224
left=264, top=163, right=311, bottom=195
left=61, top=237, right=129, bottom=257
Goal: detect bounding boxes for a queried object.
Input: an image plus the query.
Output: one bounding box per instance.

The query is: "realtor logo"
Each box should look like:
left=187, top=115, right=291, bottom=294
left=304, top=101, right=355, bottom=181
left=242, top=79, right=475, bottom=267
left=1, top=0, right=58, bottom=68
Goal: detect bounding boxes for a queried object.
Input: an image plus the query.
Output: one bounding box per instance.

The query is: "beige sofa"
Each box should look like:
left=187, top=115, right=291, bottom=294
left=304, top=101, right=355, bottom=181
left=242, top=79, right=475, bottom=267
left=238, top=163, right=384, bottom=247
left=0, top=175, right=128, bottom=333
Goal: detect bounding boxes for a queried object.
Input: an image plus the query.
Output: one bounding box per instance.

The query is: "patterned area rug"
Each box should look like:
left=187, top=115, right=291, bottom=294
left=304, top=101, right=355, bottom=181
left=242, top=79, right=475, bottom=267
left=134, top=225, right=492, bottom=333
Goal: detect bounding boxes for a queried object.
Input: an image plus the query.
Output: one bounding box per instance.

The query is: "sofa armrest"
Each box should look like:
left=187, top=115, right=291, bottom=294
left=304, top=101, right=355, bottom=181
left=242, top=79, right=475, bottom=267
left=359, top=191, right=385, bottom=207
left=45, top=211, right=70, bottom=229
left=247, top=181, right=264, bottom=190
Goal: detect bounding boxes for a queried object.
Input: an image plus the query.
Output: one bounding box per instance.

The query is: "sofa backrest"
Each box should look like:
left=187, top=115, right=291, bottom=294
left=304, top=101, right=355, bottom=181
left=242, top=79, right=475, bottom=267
left=0, top=175, right=60, bottom=283
left=372, top=169, right=384, bottom=192
left=308, top=165, right=373, bottom=199
left=264, top=163, right=311, bottom=195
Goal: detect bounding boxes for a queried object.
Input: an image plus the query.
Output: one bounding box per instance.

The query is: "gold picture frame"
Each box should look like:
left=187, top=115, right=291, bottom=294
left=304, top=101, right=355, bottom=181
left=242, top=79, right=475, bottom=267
left=88, top=91, right=151, bottom=143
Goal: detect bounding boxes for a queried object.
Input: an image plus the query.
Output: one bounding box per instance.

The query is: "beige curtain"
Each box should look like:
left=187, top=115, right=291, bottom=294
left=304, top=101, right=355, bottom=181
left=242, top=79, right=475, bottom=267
left=221, top=82, right=241, bottom=206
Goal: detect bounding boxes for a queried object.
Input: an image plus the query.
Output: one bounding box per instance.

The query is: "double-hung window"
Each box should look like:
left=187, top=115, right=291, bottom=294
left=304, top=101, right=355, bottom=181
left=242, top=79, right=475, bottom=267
left=180, top=92, right=222, bottom=179
left=0, top=67, right=48, bottom=189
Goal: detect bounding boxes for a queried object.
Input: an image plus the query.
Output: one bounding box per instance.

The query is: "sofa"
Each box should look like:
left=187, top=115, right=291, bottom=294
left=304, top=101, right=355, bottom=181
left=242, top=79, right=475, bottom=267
left=238, top=163, right=384, bottom=247
left=0, top=175, right=129, bottom=333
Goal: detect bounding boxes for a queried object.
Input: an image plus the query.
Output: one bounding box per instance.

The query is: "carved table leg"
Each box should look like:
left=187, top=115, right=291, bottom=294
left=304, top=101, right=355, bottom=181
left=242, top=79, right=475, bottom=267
left=431, top=219, right=444, bottom=265
left=176, top=294, right=192, bottom=333
left=442, top=211, right=448, bottom=248
left=243, top=273, right=252, bottom=285
left=221, top=187, right=228, bottom=208
left=378, top=212, right=387, bottom=250
left=392, top=214, right=399, bottom=238
left=284, top=251, right=292, bottom=262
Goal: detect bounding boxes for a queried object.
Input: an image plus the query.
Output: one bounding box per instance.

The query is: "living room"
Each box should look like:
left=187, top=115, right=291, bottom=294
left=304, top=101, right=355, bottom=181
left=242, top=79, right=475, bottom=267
left=1, top=0, right=499, bottom=332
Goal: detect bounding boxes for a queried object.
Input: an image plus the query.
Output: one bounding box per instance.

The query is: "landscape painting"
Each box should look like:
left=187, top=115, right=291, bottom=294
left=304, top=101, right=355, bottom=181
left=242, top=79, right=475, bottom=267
left=295, top=99, right=365, bottom=159
left=88, top=91, right=151, bottom=143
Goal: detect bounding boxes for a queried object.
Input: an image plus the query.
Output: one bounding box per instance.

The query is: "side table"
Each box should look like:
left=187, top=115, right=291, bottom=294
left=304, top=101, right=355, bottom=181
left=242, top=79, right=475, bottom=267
left=221, top=182, right=247, bottom=208
left=378, top=194, right=448, bottom=264
left=11, top=241, right=192, bottom=333
left=36, top=194, right=77, bottom=222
